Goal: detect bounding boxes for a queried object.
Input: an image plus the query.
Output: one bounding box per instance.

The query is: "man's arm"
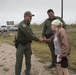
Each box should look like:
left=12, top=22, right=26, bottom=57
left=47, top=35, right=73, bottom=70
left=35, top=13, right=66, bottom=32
left=42, top=21, right=47, bottom=37
left=19, top=24, right=39, bottom=41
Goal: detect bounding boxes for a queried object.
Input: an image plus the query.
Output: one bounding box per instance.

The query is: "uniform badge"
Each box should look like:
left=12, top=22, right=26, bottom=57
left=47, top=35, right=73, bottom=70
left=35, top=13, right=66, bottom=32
left=22, top=24, right=26, bottom=28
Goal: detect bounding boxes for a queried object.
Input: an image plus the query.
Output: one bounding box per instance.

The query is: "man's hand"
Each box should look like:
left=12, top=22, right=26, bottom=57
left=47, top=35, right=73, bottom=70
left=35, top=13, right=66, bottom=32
left=39, top=38, right=44, bottom=42
left=39, top=37, right=49, bottom=43
left=43, top=38, right=47, bottom=42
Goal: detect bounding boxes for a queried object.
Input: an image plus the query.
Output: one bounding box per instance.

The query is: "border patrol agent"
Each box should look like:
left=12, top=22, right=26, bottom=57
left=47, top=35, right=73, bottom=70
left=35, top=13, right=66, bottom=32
left=42, top=9, right=66, bottom=68
left=15, top=11, right=40, bottom=75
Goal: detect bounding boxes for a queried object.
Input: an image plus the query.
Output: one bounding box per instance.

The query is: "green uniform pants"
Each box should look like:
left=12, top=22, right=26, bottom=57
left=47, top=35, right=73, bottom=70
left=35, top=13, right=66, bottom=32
left=48, top=42, right=56, bottom=65
left=15, top=43, right=32, bottom=75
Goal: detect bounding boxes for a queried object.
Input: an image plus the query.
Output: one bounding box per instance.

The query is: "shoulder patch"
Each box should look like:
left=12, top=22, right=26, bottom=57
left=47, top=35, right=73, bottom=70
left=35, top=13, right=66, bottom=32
left=22, top=24, right=26, bottom=28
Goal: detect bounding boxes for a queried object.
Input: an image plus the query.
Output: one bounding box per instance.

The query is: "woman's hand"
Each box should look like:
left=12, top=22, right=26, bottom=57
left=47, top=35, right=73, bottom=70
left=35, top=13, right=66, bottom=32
left=57, top=55, right=62, bottom=62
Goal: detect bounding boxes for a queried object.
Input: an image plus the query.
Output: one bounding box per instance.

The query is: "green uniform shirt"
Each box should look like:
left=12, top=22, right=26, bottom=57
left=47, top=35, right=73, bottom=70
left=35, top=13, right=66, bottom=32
left=42, top=16, right=66, bottom=37
left=17, top=20, right=39, bottom=42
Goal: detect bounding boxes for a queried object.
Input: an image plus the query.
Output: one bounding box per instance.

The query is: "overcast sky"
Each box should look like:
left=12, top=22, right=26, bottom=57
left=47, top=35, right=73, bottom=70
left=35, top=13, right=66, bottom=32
left=0, top=0, right=76, bottom=25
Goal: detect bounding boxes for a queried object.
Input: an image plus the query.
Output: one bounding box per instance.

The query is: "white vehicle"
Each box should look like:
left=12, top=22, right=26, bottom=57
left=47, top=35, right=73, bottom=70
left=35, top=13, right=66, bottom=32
left=1, top=26, right=7, bottom=32
left=12, top=26, right=18, bottom=31
left=0, top=28, right=1, bottom=32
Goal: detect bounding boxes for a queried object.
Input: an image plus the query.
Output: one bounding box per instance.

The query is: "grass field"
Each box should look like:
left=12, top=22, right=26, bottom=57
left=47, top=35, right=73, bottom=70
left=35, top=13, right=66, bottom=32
left=0, top=25, right=76, bottom=72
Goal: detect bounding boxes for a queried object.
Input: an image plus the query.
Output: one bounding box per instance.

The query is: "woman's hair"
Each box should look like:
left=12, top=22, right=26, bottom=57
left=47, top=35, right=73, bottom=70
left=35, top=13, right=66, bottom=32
left=57, top=23, right=62, bottom=28
left=51, top=19, right=63, bottom=28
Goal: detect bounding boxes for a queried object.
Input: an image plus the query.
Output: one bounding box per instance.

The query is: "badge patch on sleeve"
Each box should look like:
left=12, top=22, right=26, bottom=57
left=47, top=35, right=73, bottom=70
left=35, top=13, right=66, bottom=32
left=22, top=24, right=26, bottom=28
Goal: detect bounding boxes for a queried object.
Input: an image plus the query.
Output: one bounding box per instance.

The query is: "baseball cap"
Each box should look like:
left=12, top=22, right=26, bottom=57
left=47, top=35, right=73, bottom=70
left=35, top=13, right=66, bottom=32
left=24, top=11, right=35, bottom=17
left=51, top=19, right=63, bottom=27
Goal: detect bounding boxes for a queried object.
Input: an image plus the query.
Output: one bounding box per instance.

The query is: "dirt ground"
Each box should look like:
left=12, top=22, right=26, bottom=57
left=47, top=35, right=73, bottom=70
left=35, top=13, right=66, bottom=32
left=0, top=43, right=75, bottom=75
left=0, top=43, right=52, bottom=75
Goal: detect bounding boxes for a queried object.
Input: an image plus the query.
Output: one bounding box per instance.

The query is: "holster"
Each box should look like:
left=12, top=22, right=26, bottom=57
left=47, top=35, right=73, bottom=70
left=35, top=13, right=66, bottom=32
left=14, top=39, right=19, bottom=48
left=14, top=36, right=19, bottom=48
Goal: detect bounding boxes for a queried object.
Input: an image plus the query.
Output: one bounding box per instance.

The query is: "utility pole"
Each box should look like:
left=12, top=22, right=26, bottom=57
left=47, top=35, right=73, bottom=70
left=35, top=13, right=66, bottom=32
left=61, top=0, right=63, bottom=19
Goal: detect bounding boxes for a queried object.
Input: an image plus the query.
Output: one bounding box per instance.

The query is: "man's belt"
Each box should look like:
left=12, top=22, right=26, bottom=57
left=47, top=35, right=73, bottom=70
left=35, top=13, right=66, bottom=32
left=45, top=34, right=53, bottom=38
left=18, top=40, right=32, bottom=45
